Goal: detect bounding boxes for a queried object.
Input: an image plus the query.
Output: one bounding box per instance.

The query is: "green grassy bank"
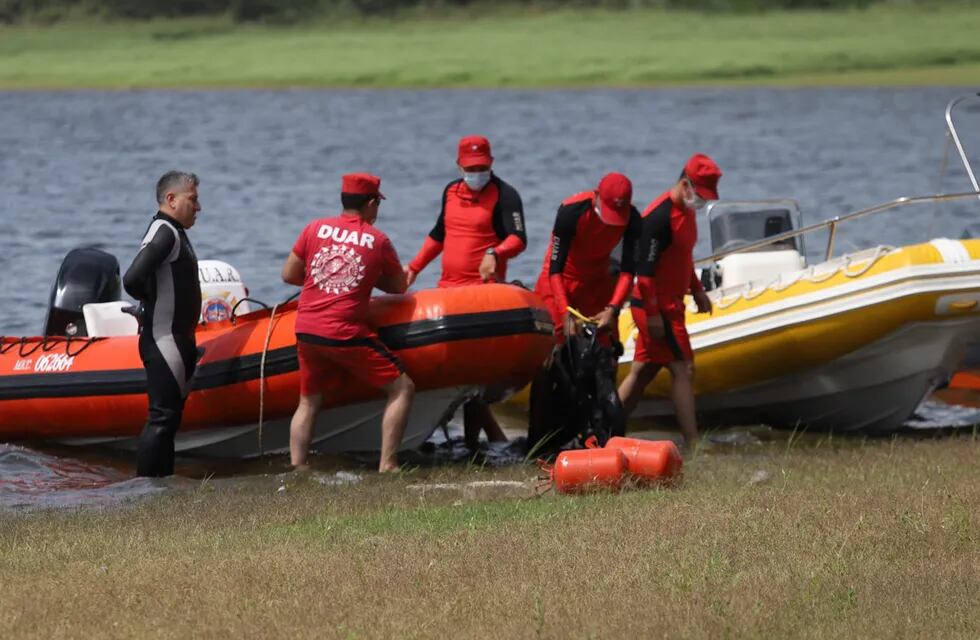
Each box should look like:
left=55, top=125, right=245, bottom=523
left=1, top=5, right=978, bottom=88
left=1, top=436, right=977, bottom=638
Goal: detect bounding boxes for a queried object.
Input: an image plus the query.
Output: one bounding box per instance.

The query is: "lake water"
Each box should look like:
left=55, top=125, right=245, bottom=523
left=1, top=87, right=978, bottom=335
left=1, top=87, right=978, bottom=508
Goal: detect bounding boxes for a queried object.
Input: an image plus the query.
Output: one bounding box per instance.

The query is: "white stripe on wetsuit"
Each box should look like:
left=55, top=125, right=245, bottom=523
left=141, top=219, right=181, bottom=254
left=146, top=220, right=189, bottom=396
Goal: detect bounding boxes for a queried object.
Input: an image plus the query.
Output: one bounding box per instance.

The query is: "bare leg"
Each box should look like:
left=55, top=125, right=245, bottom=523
left=464, top=400, right=508, bottom=450
left=378, top=373, right=415, bottom=473
left=617, top=361, right=662, bottom=417
left=290, top=393, right=323, bottom=468
left=667, top=360, right=699, bottom=445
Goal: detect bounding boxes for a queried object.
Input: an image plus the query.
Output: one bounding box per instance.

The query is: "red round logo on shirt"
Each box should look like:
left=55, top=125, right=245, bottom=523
left=311, top=245, right=366, bottom=295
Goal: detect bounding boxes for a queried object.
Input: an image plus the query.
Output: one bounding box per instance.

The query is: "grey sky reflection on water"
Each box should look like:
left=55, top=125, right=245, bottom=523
left=1, top=87, right=976, bottom=335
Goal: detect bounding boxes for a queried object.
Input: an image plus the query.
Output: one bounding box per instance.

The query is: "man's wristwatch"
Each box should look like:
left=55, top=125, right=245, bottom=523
left=604, top=304, right=621, bottom=317
left=485, top=248, right=497, bottom=258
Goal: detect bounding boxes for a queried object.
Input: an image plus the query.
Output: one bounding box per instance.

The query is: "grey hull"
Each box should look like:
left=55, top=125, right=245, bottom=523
left=632, top=318, right=980, bottom=434
left=56, top=387, right=469, bottom=458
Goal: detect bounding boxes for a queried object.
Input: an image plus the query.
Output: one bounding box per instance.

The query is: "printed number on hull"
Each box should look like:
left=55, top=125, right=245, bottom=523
left=34, top=354, right=75, bottom=373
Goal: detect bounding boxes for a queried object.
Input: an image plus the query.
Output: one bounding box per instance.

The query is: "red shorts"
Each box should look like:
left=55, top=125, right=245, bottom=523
left=631, top=296, right=693, bottom=365
left=296, top=333, right=404, bottom=396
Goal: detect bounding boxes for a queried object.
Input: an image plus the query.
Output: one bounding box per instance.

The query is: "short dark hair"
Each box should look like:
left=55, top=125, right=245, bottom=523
left=341, top=193, right=375, bottom=211
left=156, top=170, right=199, bottom=204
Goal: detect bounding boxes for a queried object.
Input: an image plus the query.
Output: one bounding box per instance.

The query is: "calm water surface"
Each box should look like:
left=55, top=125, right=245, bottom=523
left=1, top=87, right=978, bottom=507
left=2, top=87, right=978, bottom=335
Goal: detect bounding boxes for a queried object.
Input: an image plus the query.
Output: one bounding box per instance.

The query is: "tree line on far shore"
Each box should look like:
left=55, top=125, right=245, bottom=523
left=0, top=0, right=950, bottom=25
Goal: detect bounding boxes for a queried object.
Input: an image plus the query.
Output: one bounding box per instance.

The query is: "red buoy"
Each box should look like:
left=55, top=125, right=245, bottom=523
left=605, top=437, right=683, bottom=484
left=550, top=448, right=628, bottom=494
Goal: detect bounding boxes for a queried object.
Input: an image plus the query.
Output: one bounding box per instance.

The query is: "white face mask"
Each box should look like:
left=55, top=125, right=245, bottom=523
left=684, top=182, right=707, bottom=210
left=463, top=170, right=491, bottom=191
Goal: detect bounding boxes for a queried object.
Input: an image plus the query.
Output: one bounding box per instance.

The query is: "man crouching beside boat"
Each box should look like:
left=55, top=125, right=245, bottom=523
left=527, top=173, right=641, bottom=451
left=123, top=171, right=202, bottom=477
left=281, top=173, right=414, bottom=473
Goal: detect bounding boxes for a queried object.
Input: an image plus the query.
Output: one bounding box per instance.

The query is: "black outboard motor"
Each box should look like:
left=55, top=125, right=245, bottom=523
left=43, top=248, right=122, bottom=337
left=527, top=325, right=626, bottom=456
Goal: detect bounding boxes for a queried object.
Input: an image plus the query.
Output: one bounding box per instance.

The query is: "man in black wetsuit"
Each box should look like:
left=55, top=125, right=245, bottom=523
left=123, top=171, right=202, bottom=477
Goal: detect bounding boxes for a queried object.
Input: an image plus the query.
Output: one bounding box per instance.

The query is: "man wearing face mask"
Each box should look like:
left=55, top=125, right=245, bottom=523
left=617, top=153, right=722, bottom=446
left=406, top=135, right=526, bottom=287
left=406, top=135, right=527, bottom=450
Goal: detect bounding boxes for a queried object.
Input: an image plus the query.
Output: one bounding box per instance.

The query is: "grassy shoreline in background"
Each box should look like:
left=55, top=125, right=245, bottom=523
left=1, top=436, right=977, bottom=638
left=1, top=5, right=979, bottom=89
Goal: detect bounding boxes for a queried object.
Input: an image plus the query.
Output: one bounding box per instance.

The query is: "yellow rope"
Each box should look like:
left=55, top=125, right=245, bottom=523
left=565, top=306, right=598, bottom=325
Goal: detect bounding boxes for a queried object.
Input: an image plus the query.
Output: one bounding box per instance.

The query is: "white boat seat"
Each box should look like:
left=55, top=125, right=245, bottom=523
left=716, top=250, right=805, bottom=289
left=82, top=301, right=139, bottom=337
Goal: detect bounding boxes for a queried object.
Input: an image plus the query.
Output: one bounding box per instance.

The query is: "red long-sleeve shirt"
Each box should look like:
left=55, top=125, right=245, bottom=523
left=409, top=174, right=526, bottom=287
left=632, top=191, right=704, bottom=311
left=534, top=191, right=641, bottom=318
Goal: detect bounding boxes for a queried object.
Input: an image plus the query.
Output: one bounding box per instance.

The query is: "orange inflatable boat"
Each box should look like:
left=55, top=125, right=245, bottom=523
left=0, top=283, right=553, bottom=457
left=934, top=370, right=980, bottom=408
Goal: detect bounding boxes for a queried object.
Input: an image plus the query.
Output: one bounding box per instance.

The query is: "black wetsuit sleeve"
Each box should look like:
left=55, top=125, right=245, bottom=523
left=548, top=200, right=589, bottom=275
left=636, top=201, right=674, bottom=277
left=619, top=206, right=643, bottom=275
left=123, top=224, right=176, bottom=300
left=491, top=179, right=527, bottom=245
left=427, top=182, right=453, bottom=242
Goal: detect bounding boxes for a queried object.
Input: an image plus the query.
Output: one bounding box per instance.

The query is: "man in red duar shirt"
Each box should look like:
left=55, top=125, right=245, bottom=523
left=405, top=135, right=527, bottom=450
left=617, top=153, right=722, bottom=446
left=282, top=173, right=414, bottom=473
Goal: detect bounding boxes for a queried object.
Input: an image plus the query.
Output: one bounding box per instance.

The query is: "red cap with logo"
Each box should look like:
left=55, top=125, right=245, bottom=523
left=341, top=173, right=385, bottom=199
left=684, top=153, right=722, bottom=201
left=457, top=135, right=493, bottom=168
left=596, top=172, right=633, bottom=226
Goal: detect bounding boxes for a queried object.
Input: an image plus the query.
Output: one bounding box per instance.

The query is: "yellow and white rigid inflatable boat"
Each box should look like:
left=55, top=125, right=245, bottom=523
left=618, top=93, right=980, bottom=435
left=619, top=220, right=980, bottom=434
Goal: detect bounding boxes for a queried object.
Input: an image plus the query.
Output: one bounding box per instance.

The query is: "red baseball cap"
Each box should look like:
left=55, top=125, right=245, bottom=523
left=341, top=173, right=385, bottom=199
left=596, top=172, right=633, bottom=226
left=684, top=153, right=722, bottom=201
left=457, top=135, right=493, bottom=168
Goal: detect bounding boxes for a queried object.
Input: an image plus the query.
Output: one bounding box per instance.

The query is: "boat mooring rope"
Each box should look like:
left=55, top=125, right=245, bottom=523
left=842, top=246, right=889, bottom=278
left=710, top=245, right=892, bottom=311
left=257, top=303, right=280, bottom=457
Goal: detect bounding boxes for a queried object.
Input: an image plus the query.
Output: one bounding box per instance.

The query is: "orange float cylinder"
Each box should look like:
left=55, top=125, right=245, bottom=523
left=551, top=448, right=628, bottom=494
left=605, top=437, right=683, bottom=484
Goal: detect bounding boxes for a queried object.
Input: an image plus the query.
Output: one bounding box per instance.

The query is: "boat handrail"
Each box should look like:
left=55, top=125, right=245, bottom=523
left=696, top=190, right=980, bottom=266
left=945, top=92, right=980, bottom=198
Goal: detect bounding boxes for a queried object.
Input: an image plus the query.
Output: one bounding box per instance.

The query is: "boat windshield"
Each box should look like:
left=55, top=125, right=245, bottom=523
left=707, top=201, right=804, bottom=255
